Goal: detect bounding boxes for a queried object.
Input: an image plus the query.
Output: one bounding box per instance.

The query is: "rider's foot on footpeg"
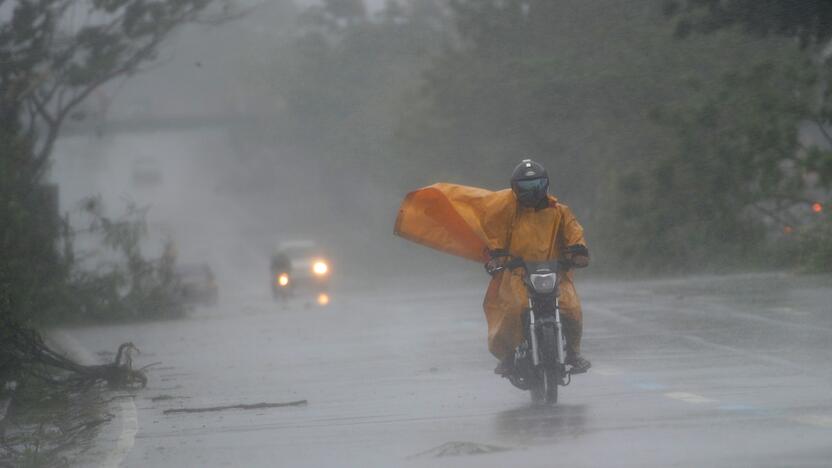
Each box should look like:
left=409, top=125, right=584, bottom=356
left=567, top=355, right=591, bottom=374
left=494, top=358, right=514, bottom=376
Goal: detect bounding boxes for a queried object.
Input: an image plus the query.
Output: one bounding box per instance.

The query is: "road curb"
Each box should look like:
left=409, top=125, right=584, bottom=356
left=49, top=330, right=138, bottom=468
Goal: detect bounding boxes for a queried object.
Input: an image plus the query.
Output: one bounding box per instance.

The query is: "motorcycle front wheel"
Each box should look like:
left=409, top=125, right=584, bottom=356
left=543, top=367, right=559, bottom=404
left=529, top=368, right=559, bottom=404
left=530, top=326, right=560, bottom=405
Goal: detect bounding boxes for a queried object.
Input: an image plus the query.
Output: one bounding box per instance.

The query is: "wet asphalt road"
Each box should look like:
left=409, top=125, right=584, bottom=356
left=65, top=273, right=832, bottom=467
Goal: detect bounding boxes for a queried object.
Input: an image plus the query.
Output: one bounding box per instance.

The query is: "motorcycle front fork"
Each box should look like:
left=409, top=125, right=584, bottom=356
left=528, top=298, right=566, bottom=367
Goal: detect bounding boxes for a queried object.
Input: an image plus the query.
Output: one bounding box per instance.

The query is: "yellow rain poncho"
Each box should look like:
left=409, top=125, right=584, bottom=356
left=394, top=183, right=587, bottom=360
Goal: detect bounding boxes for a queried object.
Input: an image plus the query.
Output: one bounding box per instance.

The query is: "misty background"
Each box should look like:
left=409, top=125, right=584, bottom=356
left=47, top=0, right=832, bottom=296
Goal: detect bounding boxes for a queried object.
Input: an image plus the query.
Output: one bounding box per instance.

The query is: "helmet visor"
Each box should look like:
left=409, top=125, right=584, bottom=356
left=515, top=178, right=547, bottom=193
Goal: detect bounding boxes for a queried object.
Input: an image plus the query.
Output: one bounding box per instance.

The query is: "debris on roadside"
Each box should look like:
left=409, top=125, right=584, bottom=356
left=0, top=379, right=113, bottom=467
left=150, top=395, right=177, bottom=402
left=163, top=400, right=307, bottom=415
left=3, top=323, right=150, bottom=390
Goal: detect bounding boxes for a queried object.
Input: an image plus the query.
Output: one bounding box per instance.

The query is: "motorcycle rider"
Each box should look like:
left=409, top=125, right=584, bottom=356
left=489, top=159, right=591, bottom=376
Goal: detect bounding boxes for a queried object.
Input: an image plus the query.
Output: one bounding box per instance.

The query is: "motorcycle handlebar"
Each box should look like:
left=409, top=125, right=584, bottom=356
left=484, top=252, right=572, bottom=276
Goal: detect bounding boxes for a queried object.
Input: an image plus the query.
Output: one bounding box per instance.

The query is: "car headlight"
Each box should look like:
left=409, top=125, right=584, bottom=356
left=312, top=261, right=329, bottom=276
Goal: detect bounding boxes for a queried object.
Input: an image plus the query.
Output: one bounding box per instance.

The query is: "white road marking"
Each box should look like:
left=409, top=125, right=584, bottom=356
left=664, top=392, right=716, bottom=404
left=791, top=415, right=832, bottom=428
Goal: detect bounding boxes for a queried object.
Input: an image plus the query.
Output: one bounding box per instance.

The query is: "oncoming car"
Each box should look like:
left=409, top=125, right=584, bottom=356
left=271, top=241, right=331, bottom=305
left=174, top=263, right=219, bottom=306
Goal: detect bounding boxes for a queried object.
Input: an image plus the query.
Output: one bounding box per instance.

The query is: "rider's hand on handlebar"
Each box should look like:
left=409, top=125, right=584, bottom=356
left=561, top=244, right=590, bottom=269
left=484, top=258, right=505, bottom=276
left=557, top=258, right=573, bottom=270
left=570, top=254, right=589, bottom=268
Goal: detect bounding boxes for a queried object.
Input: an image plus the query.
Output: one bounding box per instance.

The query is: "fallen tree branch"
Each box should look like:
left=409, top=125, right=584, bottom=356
left=138, top=362, right=163, bottom=371
left=163, top=400, right=307, bottom=415
left=1, top=321, right=149, bottom=389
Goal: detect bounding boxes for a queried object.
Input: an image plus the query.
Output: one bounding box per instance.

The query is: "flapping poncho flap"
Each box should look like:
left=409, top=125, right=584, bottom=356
left=394, top=183, right=517, bottom=262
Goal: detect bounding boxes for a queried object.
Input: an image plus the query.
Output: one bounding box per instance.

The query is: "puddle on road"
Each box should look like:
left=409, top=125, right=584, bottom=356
left=408, top=441, right=512, bottom=459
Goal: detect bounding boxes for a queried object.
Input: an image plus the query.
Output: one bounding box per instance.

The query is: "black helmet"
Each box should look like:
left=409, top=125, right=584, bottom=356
left=511, top=159, right=549, bottom=208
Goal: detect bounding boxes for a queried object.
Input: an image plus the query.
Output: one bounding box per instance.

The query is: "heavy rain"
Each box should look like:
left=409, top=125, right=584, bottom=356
left=1, top=1, right=831, bottom=467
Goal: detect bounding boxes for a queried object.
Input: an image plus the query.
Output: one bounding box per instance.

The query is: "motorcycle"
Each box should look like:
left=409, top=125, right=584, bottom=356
left=487, top=254, right=576, bottom=405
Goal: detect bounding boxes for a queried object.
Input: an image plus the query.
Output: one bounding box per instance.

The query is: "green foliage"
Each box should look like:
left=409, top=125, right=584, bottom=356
left=655, top=0, right=832, bottom=271
left=0, top=0, right=224, bottom=327
left=665, top=0, right=832, bottom=48
left=0, top=127, right=69, bottom=326
left=0, top=373, right=107, bottom=467
left=64, top=198, right=184, bottom=321
left=795, top=218, right=832, bottom=272
left=0, top=162, right=184, bottom=324
left=604, top=57, right=825, bottom=270
left=1, top=0, right=223, bottom=149
left=395, top=1, right=785, bottom=196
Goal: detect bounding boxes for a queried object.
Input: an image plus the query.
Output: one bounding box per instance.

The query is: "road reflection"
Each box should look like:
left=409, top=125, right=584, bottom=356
left=495, top=404, right=588, bottom=441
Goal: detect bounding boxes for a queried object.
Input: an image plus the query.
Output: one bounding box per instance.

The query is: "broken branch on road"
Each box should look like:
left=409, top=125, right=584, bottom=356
left=163, top=400, right=308, bottom=415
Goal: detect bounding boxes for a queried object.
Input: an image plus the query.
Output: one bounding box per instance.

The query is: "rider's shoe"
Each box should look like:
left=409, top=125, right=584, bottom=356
left=494, top=357, right=514, bottom=376
left=566, top=353, right=591, bottom=374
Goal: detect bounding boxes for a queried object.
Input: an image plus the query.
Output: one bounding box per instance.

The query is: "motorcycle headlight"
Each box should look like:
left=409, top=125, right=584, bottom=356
left=529, top=273, right=556, bottom=294
left=277, top=273, right=290, bottom=287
